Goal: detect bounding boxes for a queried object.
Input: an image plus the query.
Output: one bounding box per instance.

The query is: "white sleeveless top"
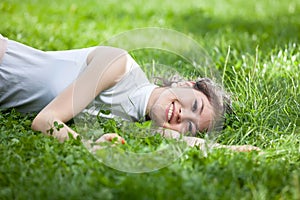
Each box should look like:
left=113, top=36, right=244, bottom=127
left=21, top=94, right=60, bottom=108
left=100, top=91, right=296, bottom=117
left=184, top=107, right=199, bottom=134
left=0, top=36, right=156, bottom=121
left=87, top=56, right=157, bottom=121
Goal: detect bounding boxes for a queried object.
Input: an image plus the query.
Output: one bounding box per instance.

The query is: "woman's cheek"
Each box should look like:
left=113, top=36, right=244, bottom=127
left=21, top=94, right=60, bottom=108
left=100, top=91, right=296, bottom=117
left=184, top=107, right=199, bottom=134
left=149, top=106, right=164, bottom=126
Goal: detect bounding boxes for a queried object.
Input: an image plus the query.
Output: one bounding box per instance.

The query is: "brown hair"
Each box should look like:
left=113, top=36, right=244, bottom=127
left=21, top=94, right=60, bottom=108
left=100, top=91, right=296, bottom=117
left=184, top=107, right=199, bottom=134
left=193, top=78, right=232, bottom=132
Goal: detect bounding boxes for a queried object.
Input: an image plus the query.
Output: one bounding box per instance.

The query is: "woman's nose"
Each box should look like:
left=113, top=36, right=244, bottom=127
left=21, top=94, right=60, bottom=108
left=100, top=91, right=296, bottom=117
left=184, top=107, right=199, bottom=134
left=177, top=108, right=182, bottom=123
left=179, top=108, right=195, bottom=121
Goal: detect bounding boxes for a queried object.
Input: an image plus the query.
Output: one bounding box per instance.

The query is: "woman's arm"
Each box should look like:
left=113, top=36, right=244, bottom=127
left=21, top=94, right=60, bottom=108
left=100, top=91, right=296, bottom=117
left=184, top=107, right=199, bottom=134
left=31, top=46, right=130, bottom=142
left=158, top=128, right=260, bottom=152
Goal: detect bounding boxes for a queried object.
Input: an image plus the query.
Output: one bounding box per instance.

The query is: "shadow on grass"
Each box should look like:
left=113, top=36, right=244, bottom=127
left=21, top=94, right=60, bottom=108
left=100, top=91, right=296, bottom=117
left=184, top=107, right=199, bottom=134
left=169, top=8, right=300, bottom=54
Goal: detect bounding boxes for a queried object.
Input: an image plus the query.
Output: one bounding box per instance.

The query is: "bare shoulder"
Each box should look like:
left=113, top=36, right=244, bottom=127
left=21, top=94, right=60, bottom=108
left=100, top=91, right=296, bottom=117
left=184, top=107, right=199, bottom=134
left=87, top=46, right=128, bottom=65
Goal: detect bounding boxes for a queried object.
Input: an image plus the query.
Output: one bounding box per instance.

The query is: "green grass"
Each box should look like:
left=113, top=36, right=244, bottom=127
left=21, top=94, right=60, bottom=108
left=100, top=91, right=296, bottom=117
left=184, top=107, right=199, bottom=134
left=1, top=0, right=300, bottom=199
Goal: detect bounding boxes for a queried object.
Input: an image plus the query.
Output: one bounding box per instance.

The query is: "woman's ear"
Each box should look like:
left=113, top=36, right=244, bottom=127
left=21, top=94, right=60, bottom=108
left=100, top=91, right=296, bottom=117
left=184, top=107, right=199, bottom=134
left=171, top=81, right=195, bottom=88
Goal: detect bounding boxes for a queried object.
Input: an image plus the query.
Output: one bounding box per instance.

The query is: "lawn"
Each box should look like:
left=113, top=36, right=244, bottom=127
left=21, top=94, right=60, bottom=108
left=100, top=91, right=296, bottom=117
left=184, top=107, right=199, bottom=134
left=1, top=0, right=300, bottom=199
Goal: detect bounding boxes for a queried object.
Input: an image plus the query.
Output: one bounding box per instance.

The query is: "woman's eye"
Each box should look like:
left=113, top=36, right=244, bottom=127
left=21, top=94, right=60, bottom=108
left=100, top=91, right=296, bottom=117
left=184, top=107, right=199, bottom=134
left=192, top=100, right=198, bottom=112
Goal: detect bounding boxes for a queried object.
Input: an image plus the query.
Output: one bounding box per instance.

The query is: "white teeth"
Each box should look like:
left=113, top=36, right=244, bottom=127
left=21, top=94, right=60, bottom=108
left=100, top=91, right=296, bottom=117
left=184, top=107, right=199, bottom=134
left=168, top=103, right=173, bottom=121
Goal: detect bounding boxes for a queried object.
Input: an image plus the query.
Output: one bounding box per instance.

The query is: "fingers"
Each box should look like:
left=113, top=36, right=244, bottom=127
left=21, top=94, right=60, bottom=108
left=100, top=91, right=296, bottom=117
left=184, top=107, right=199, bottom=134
left=228, top=145, right=261, bottom=152
left=90, top=133, right=126, bottom=153
left=95, top=133, right=126, bottom=144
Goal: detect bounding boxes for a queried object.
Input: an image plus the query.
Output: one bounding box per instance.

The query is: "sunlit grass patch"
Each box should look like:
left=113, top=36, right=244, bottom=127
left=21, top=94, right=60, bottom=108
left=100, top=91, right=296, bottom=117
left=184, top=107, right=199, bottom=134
left=1, top=0, right=300, bottom=199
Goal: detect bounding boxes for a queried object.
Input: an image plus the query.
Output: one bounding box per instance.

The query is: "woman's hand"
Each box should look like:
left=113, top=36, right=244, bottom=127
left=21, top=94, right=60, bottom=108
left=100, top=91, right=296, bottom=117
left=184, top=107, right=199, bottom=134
left=89, top=133, right=126, bottom=153
left=31, top=116, right=79, bottom=142
left=95, top=133, right=126, bottom=144
left=221, top=144, right=261, bottom=152
left=155, top=128, right=261, bottom=152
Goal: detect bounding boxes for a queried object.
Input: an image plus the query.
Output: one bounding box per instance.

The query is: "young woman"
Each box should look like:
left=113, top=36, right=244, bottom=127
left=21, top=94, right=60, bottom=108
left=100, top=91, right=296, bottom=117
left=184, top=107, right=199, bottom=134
left=0, top=34, right=258, bottom=151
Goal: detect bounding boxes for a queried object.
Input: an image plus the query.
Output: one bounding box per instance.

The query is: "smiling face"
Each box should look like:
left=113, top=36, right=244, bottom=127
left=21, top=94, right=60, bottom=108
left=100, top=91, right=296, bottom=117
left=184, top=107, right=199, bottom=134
left=147, top=86, right=215, bottom=135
